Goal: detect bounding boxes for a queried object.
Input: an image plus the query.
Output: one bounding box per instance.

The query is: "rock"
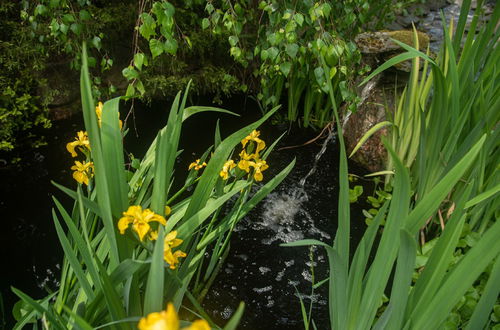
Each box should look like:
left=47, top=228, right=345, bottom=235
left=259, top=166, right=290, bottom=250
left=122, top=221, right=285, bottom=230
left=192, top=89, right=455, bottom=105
left=355, top=30, right=430, bottom=54
left=355, top=30, right=430, bottom=72
left=425, top=0, right=449, bottom=11
left=396, top=14, right=420, bottom=27
left=343, top=75, right=400, bottom=173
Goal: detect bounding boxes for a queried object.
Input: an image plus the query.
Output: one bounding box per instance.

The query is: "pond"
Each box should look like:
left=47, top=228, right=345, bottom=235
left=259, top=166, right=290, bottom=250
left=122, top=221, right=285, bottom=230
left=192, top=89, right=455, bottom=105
left=0, top=95, right=372, bottom=328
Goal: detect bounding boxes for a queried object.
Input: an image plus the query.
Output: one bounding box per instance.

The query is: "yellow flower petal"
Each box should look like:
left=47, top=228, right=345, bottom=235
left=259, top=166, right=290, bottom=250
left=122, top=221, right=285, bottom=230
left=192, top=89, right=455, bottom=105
left=96, top=102, right=103, bottom=127
left=72, top=171, right=89, bottom=185
left=220, top=160, right=236, bottom=180
left=165, top=205, right=171, bottom=216
left=149, top=230, right=158, bottom=241
left=138, top=303, right=179, bottom=330
left=143, top=209, right=167, bottom=226
left=71, top=160, right=93, bottom=185
left=124, top=205, right=143, bottom=218
left=183, top=319, right=211, bottom=330
left=118, top=216, right=133, bottom=234
left=66, top=141, right=79, bottom=157
left=164, top=230, right=178, bottom=243
left=164, top=248, right=186, bottom=270
left=118, top=205, right=166, bottom=241
left=133, top=221, right=151, bottom=241
left=165, top=303, right=180, bottom=329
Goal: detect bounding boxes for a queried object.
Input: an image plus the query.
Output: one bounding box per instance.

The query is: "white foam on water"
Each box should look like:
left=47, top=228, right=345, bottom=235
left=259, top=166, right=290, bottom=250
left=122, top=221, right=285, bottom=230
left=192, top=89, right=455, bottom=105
left=221, top=306, right=233, bottom=320
left=259, top=266, right=271, bottom=274
left=301, top=270, right=313, bottom=283
left=275, top=268, right=286, bottom=281
left=253, top=286, right=273, bottom=293
left=257, top=187, right=331, bottom=245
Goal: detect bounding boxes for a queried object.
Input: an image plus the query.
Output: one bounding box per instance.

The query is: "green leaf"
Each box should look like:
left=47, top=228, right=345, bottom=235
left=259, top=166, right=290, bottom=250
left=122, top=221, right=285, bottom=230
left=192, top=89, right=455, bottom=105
left=122, top=66, right=139, bottom=81
left=134, top=53, right=145, bottom=71
left=149, top=39, right=164, bottom=58
left=349, top=121, right=393, bottom=158
left=34, top=4, right=48, bottom=16
left=286, top=43, right=299, bottom=58
left=466, top=256, right=500, bottom=330
left=125, top=84, right=135, bottom=98
left=87, top=56, right=96, bottom=68
left=49, top=0, right=60, bottom=8
left=411, top=220, right=500, bottom=329
left=139, top=13, right=156, bottom=40
left=62, top=14, right=75, bottom=23
left=329, top=67, right=337, bottom=79
left=70, top=23, right=82, bottom=36
left=163, top=1, right=175, bottom=17
left=464, top=184, right=500, bottom=208
left=91, top=36, right=101, bottom=50
left=230, top=46, right=242, bottom=58
left=267, top=47, right=279, bottom=60
left=228, top=35, right=239, bottom=47
left=280, top=62, right=292, bottom=77
left=11, top=289, right=62, bottom=328
left=164, top=38, right=178, bottom=55
left=144, top=227, right=165, bottom=314
left=53, top=211, right=95, bottom=300
left=201, top=18, right=210, bottom=29
left=182, top=106, right=238, bottom=122
left=79, top=9, right=91, bottom=21
left=59, top=23, right=68, bottom=34
left=260, top=49, right=269, bottom=60
left=294, top=13, right=304, bottom=26
left=136, top=80, right=145, bottom=95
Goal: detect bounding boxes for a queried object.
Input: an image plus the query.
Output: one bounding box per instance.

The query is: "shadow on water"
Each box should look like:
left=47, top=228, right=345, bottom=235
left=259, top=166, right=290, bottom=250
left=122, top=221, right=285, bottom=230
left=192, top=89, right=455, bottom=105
left=0, top=95, right=373, bottom=329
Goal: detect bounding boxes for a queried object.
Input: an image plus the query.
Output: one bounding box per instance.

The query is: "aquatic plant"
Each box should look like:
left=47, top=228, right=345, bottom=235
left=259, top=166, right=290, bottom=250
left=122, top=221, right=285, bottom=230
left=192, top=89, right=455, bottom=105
left=11, top=43, right=294, bottom=329
left=285, top=1, right=499, bottom=326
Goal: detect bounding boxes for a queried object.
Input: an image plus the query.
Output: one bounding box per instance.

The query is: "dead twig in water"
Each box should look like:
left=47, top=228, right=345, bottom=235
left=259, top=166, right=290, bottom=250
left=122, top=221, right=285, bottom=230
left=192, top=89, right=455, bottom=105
left=277, top=122, right=334, bottom=151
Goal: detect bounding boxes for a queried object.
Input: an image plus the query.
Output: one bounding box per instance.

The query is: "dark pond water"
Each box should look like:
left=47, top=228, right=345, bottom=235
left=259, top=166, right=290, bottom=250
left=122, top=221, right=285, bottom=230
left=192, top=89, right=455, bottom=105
left=0, top=95, right=372, bottom=329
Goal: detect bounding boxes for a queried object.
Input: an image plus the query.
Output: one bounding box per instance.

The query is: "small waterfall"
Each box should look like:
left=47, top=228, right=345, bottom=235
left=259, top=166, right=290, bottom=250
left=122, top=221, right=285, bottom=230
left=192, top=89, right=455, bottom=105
left=252, top=126, right=337, bottom=244
left=297, top=128, right=337, bottom=189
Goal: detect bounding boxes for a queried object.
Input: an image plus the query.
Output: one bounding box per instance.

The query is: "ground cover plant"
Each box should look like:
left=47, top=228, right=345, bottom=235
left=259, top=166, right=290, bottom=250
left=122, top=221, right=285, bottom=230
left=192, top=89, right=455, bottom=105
left=11, top=44, right=294, bottom=329
left=287, top=0, right=499, bottom=328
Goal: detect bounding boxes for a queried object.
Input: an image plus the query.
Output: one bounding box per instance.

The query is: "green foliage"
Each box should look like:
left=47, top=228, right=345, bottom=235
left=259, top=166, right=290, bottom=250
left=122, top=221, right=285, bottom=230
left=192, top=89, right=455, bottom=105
left=363, top=187, right=392, bottom=225
left=203, top=1, right=365, bottom=127
left=202, top=0, right=420, bottom=127
left=284, top=2, right=499, bottom=328
left=12, top=44, right=293, bottom=328
left=0, top=2, right=51, bottom=152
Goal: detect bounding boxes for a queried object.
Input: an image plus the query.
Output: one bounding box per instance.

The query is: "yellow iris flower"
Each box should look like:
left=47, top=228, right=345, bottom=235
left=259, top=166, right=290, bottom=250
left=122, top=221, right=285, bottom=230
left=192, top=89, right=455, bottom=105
left=66, top=131, right=90, bottom=157
left=219, top=159, right=236, bottom=180
left=188, top=159, right=207, bottom=171
left=138, top=303, right=210, bottom=330
left=148, top=207, right=171, bottom=241
left=118, top=205, right=167, bottom=241
left=241, top=130, right=265, bottom=154
left=95, top=101, right=123, bottom=129
left=71, top=160, right=94, bottom=185
left=163, top=231, right=186, bottom=269
left=237, top=150, right=255, bottom=173
left=252, top=158, right=269, bottom=182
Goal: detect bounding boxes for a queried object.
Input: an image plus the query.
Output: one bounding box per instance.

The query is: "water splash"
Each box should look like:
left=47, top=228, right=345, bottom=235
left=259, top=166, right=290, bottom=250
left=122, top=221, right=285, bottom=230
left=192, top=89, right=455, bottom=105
left=298, top=128, right=337, bottom=188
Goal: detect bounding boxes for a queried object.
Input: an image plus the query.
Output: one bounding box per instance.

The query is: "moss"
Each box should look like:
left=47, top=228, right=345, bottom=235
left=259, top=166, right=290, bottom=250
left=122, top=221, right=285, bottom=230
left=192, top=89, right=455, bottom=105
left=387, top=30, right=430, bottom=50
